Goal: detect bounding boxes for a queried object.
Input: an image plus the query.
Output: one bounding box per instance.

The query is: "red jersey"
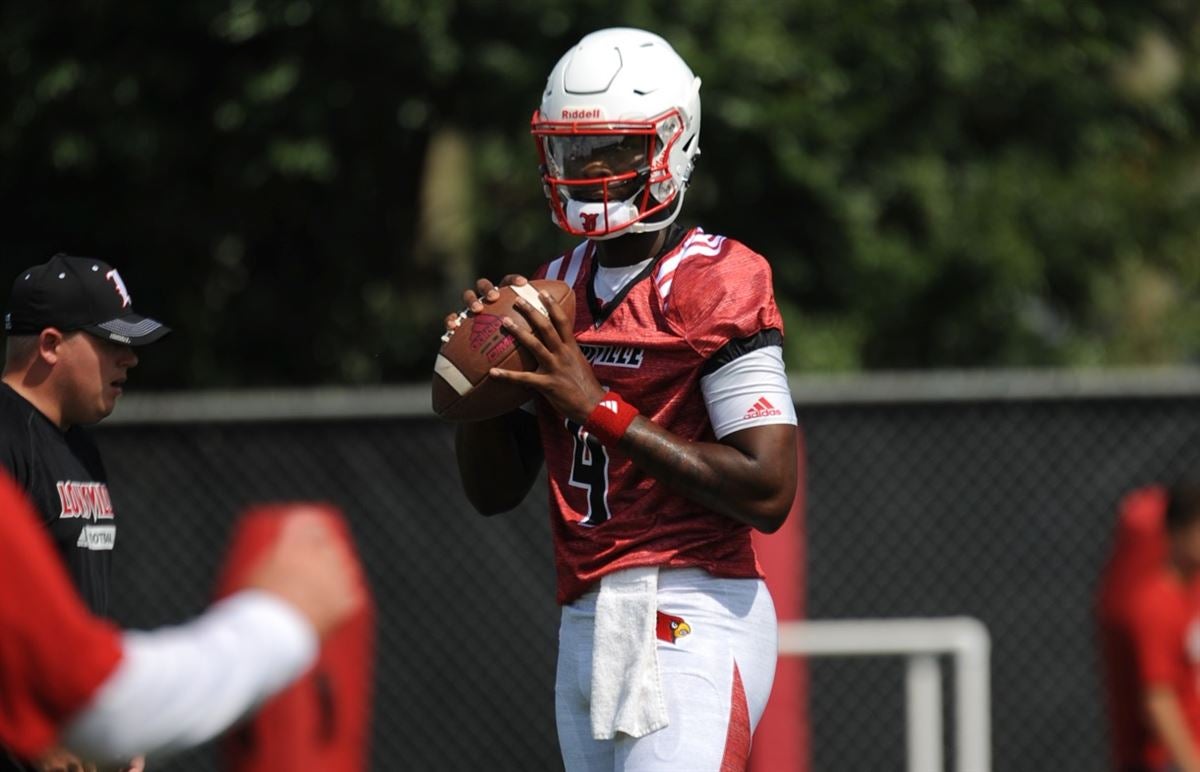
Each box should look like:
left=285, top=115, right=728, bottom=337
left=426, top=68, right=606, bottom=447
left=0, top=469, right=123, bottom=761
left=533, top=228, right=785, bottom=604
left=1097, top=487, right=1170, bottom=767
left=1099, top=487, right=1169, bottom=625
left=1128, top=568, right=1200, bottom=769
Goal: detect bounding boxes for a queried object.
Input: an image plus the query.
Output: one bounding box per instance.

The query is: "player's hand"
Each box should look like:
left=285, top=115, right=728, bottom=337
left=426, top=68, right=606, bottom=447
left=489, top=285, right=605, bottom=424
left=443, top=275, right=530, bottom=334
left=34, top=748, right=97, bottom=772
left=244, top=509, right=364, bottom=639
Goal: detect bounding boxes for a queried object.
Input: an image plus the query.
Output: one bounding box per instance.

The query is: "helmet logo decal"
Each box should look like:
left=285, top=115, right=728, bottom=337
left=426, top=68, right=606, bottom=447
left=560, top=107, right=603, bottom=120
left=656, top=610, right=692, bottom=643
left=580, top=211, right=600, bottom=232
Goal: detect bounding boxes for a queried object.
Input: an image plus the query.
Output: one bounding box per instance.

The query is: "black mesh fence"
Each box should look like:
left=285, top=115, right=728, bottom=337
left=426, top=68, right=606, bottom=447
left=92, top=387, right=1200, bottom=771
left=801, top=397, right=1200, bottom=772
left=100, top=418, right=561, bottom=771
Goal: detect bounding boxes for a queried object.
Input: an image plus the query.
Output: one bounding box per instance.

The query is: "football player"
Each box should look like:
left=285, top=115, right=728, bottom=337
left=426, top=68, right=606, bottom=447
left=449, top=27, right=799, bottom=771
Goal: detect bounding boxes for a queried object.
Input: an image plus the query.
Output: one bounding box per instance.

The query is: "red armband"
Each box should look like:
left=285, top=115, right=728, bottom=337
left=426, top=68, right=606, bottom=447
left=583, top=392, right=640, bottom=447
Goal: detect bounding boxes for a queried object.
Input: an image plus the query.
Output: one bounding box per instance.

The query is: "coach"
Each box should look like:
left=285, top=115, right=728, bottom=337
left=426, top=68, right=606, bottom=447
left=1, top=253, right=169, bottom=771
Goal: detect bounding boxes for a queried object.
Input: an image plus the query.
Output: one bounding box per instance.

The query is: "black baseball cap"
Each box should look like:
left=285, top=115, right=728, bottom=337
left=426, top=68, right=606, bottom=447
left=4, top=254, right=170, bottom=345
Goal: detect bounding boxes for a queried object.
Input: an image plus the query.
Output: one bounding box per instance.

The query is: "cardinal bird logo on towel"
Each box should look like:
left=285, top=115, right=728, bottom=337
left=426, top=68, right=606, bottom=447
left=656, top=611, right=692, bottom=643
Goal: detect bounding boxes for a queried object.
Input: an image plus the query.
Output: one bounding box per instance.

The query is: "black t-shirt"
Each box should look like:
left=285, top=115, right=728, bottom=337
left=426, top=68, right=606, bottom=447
left=0, top=384, right=113, bottom=616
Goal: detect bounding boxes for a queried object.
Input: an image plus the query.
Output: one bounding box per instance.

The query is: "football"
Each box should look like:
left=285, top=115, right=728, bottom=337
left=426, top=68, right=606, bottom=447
left=431, top=279, right=576, bottom=421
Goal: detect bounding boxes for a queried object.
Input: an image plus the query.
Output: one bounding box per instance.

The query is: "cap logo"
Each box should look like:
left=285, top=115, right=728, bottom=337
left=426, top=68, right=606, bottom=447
left=105, top=269, right=132, bottom=308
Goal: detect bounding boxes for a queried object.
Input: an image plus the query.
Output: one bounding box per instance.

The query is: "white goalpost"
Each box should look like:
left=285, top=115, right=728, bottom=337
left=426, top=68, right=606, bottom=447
left=777, top=617, right=991, bottom=772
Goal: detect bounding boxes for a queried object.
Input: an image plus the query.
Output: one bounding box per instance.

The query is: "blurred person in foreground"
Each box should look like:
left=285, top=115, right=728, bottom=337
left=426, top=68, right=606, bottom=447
left=0, top=467, right=362, bottom=770
left=448, top=28, right=798, bottom=770
left=1116, top=477, right=1200, bottom=772
left=0, top=254, right=170, bottom=772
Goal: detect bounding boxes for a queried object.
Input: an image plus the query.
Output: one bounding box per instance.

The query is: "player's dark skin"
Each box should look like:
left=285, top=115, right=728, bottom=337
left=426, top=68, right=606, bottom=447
left=450, top=236, right=797, bottom=533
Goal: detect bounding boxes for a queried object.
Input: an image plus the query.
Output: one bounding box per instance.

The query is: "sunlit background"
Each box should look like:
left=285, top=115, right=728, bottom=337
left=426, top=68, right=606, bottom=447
left=5, top=2, right=1200, bottom=770
left=5, top=0, right=1199, bottom=387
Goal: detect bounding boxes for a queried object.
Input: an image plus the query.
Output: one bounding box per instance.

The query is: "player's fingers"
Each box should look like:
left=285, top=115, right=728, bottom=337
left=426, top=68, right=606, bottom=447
left=540, top=288, right=575, bottom=343
left=500, top=316, right=553, bottom=360
left=488, top=367, right=544, bottom=387
left=465, top=280, right=502, bottom=314
left=512, top=297, right=562, bottom=349
left=499, top=274, right=529, bottom=287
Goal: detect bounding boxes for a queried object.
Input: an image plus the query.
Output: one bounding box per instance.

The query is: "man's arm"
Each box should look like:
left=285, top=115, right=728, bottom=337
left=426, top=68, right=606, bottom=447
left=61, top=509, right=361, bottom=762
left=0, top=471, right=361, bottom=765
left=62, top=590, right=317, bottom=762
left=489, top=288, right=797, bottom=532
left=1145, top=685, right=1200, bottom=772
left=454, top=409, right=544, bottom=515
left=616, top=420, right=796, bottom=533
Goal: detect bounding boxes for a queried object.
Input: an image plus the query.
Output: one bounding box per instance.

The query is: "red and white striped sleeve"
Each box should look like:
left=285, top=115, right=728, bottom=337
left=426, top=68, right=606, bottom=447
left=661, top=233, right=785, bottom=358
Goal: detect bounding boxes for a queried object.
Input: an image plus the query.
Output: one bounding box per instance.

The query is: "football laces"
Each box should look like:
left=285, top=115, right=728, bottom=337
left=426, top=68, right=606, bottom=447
left=440, top=309, right=471, bottom=344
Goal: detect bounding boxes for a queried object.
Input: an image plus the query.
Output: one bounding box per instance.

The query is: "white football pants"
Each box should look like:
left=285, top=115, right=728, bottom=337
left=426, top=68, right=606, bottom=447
left=555, top=567, right=778, bottom=772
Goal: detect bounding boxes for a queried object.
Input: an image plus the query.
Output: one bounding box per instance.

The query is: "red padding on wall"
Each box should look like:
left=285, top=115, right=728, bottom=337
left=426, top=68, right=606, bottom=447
left=749, top=430, right=809, bottom=772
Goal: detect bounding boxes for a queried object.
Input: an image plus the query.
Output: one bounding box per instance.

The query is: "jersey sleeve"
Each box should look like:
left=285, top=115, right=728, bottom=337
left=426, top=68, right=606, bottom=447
left=62, top=591, right=316, bottom=762
left=0, top=470, right=123, bottom=760
left=664, top=237, right=785, bottom=359
left=1128, top=578, right=1183, bottom=688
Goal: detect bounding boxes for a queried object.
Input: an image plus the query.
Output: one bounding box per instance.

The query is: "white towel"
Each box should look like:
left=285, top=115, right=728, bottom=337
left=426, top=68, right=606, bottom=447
left=590, top=566, right=669, bottom=740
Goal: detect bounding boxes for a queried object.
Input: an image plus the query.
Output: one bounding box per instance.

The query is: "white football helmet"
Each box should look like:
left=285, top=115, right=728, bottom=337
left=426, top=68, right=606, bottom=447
left=531, top=28, right=702, bottom=240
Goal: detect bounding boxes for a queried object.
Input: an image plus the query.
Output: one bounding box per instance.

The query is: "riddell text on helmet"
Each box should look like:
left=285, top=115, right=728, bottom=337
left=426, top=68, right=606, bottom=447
left=561, top=108, right=603, bottom=120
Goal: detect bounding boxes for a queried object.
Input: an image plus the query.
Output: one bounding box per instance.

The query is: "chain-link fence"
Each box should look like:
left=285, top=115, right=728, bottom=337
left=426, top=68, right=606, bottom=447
left=100, top=414, right=562, bottom=771
left=94, top=373, right=1200, bottom=771
left=802, top=390, right=1200, bottom=772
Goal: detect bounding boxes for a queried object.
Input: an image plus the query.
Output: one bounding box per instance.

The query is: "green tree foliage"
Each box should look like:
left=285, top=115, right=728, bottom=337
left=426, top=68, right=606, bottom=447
left=1, top=0, right=1198, bottom=386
